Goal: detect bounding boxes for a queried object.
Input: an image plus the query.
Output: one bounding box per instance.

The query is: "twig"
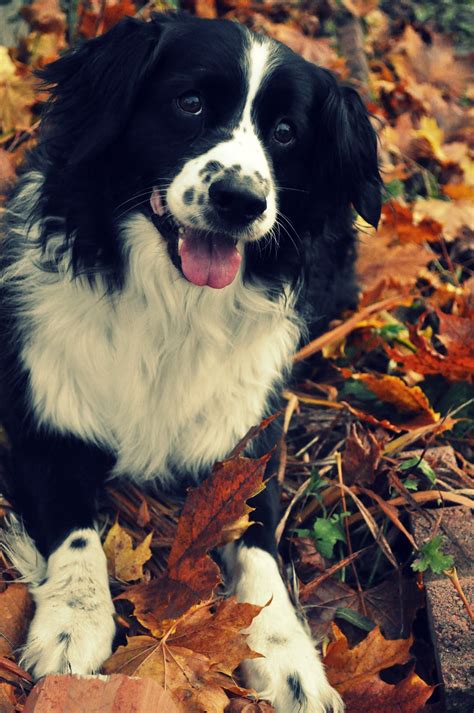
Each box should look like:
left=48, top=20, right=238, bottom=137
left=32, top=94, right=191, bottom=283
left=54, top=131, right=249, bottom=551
left=444, top=567, right=474, bottom=624
left=336, top=452, right=367, bottom=614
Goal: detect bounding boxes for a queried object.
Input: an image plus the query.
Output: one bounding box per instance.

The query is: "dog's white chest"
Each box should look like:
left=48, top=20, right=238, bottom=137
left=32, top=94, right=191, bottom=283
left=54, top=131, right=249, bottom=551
left=21, top=216, right=300, bottom=485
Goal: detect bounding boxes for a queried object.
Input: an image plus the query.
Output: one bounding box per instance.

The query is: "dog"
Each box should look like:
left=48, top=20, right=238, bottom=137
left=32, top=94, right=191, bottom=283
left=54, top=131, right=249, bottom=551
left=0, top=12, right=381, bottom=712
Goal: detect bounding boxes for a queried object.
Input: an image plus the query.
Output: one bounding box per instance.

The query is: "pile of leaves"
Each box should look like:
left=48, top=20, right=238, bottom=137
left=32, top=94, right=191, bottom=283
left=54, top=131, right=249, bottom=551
left=0, top=1, right=473, bottom=711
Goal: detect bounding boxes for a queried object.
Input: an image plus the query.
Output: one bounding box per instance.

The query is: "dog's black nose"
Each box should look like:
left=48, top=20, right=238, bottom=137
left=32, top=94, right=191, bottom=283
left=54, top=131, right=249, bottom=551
left=209, top=177, right=267, bottom=223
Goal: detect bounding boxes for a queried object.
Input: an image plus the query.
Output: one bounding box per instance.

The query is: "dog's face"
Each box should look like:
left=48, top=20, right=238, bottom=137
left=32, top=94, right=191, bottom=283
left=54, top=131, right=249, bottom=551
left=39, top=14, right=381, bottom=289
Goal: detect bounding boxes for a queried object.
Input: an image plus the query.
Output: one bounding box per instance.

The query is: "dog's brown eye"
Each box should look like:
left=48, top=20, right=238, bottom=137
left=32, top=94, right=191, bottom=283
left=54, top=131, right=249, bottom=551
left=177, top=92, right=202, bottom=115
left=274, top=120, right=295, bottom=145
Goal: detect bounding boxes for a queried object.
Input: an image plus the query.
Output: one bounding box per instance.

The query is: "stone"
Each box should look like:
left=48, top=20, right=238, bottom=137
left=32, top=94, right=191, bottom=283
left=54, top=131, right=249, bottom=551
left=411, top=506, right=474, bottom=713
left=23, top=674, right=180, bottom=713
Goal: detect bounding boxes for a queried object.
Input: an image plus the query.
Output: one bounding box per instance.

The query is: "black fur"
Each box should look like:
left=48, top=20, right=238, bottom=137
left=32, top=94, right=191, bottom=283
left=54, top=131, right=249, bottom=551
left=1, top=13, right=381, bottom=564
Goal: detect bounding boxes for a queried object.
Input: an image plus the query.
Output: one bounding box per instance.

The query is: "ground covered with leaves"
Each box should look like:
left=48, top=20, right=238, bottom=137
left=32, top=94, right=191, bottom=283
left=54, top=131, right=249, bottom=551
left=0, top=1, right=473, bottom=712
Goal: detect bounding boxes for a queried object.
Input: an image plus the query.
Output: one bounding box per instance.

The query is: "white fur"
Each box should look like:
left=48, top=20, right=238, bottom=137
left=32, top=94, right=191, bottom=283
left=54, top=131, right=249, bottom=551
left=5, top=175, right=300, bottom=485
left=223, top=544, right=344, bottom=713
left=9, top=528, right=115, bottom=677
left=167, top=36, right=277, bottom=240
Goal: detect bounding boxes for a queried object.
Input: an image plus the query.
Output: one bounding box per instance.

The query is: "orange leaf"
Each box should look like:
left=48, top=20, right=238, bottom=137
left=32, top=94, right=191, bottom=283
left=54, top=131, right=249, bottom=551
left=413, top=198, right=473, bottom=241
left=352, top=374, right=440, bottom=427
left=388, top=311, right=474, bottom=382
left=325, top=624, right=413, bottom=692
left=0, top=584, right=33, bottom=658
left=103, top=597, right=261, bottom=712
left=340, top=669, right=434, bottom=713
left=119, top=452, right=268, bottom=634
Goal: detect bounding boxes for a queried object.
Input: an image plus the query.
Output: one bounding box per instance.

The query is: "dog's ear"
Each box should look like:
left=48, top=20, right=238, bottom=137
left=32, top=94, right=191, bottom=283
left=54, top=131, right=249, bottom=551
left=38, top=17, right=166, bottom=165
left=314, top=75, right=382, bottom=228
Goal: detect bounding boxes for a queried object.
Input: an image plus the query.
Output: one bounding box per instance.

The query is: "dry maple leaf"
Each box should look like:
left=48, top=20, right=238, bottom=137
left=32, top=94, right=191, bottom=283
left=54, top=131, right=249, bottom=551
left=0, top=682, right=16, bottom=713
left=21, top=0, right=66, bottom=34
left=413, top=198, right=474, bottom=241
left=350, top=373, right=440, bottom=428
left=118, top=452, right=269, bottom=635
left=324, top=624, right=433, bottom=711
left=103, top=597, right=262, bottom=712
left=342, top=423, right=381, bottom=486
left=79, top=0, right=137, bottom=38
left=388, top=311, right=474, bottom=382
left=103, top=521, right=152, bottom=582
left=0, top=583, right=33, bottom=658
left=357, top=231, right=433, bottom=293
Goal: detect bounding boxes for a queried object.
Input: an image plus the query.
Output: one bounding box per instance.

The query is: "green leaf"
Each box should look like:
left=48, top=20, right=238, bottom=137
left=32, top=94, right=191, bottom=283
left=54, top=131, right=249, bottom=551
left=399, top=456, right=437, bottom=484
left=384, top=179, right=404, bottom=201
left=403, top=476, right=419, bottom=492
left=312, top=513, right=349, bottom=559
left=412, top=535, right=454, bottom=574
left=335, top=607, right=375, bottom=632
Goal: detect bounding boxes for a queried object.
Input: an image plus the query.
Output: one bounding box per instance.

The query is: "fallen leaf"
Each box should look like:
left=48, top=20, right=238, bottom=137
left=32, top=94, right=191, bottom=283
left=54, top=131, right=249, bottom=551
left=103, top=521, right=152, bottom=582
left=413, top=198, right=474, bottom=241
left=104, top=597, right=261, bottom=712
left=324, top=624, right=413, bottom=692
left=357, top=231, right=433, bottom=292
left=380, top=202, right=442, bottom=245
left=0, top=149, right=16, bottom=192
left=119, top=453, right=268, bottom=635
left=0, top=584, right=33, bottom=658
left=0, top=682, right=16, bottom=713
left=351, top=374, right=440, bottom=427
left=342, top=424, right=381, bottom=485
left=342, top=0, right=379, bottom=17
left=226, top=699, right=275, bottom=712
left=21, top=0, right=66, bottom=34
left=339, top=668, right=434, bottom=712
left=443, top=184, right=474, bottom=201
left=323, top=626, right=434, bottom=710
left=79, top=0, right=136, bottom=38
left=388, top=311, right=474, bottom=382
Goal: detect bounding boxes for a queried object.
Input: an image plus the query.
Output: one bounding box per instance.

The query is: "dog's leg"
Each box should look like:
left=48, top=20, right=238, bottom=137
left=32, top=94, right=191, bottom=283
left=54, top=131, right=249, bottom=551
left=222, top=471, right=344, bottom=713
left=2, top=433, right=116, bottom=679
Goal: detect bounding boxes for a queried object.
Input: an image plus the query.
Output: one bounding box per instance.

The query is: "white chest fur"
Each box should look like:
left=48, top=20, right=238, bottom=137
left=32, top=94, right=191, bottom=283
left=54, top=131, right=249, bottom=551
left=15, top=211, right=300, bottom=485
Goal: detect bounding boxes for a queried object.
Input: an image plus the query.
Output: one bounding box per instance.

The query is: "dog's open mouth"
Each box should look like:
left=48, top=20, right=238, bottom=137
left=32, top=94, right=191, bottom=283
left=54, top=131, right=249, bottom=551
left=150, top=188, right=241, bottom=289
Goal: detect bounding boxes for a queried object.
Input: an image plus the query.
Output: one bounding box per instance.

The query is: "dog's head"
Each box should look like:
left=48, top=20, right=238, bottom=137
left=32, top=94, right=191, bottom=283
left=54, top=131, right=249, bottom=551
left=38, top=13, right=381, bottom=289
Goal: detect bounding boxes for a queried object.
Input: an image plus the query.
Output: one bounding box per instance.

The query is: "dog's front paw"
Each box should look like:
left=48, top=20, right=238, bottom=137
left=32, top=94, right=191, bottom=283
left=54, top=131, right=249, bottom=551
left=242, top=611, right=343, bottom=713
left=20, top=529, right=116, bottom=679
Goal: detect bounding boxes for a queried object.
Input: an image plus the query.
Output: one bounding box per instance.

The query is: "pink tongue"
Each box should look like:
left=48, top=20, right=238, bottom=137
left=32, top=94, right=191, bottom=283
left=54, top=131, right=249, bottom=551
left=180, top=231, right=241, bottom=289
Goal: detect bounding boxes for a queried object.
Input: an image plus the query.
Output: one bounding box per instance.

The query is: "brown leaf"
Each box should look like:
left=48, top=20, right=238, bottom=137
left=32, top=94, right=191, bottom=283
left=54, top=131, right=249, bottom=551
left=0, top=682, right=16, bottom=713
left=0, top=149, right=16, bottom=193
left=325, top=624, right=413, bottom=693
left=226, top=699, right=275, bottom=712
left=342, top=424, right=381, bottom=485
left=388, top=311, right=474, bottom=382
left=351, top=374, right=440, bottom=427
left=380, top=202, right=442, bottom=245
left=357, top=231, right=433, bottom=293
left=264, top=23, right=345, bottom=73
left=340, top=669, right=434, bottom=712
left=413, top=198, right=474, bottom=241
left=0, top=49, right=35, bottom=134
left=79, top=0, right=136, bottom=39
left=104, top=597, right=261, bottom=712
left=103, top=521, right=152, bottom=582
left=0, top=583, right=33, bottom=658
left=119, top=453, right=268, bottom=634
left=341, top=0, right=379, bottom=18
left=21, top=0, right=66, bottom=34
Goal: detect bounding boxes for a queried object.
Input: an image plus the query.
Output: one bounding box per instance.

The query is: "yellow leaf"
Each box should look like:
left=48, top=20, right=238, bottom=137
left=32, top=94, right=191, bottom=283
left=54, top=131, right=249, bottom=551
left=103, top=521, right=152, bottom=582
left=0, top=47, right=16, bottom=81
left=414, top=116, right=445, bottom=161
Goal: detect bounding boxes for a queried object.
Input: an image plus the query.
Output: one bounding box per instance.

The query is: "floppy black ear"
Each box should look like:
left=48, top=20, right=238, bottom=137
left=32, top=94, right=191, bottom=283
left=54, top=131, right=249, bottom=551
left=37, top=17, right=165, bottom=165
left=316, top=78, right=382, bottom=228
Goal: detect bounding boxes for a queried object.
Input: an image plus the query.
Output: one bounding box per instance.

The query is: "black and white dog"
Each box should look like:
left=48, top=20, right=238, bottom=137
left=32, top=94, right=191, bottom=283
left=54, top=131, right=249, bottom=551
left=1, top=12, right=381, bottom=712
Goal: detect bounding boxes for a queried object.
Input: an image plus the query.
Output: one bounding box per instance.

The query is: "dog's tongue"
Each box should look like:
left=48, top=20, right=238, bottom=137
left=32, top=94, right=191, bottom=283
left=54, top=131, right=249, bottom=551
left=180, top=231, right=241, bottom=289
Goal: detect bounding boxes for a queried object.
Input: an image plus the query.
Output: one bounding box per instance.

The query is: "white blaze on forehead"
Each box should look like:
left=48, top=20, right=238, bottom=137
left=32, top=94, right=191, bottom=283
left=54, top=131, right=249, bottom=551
left=167, top=35, right=278, bottom=240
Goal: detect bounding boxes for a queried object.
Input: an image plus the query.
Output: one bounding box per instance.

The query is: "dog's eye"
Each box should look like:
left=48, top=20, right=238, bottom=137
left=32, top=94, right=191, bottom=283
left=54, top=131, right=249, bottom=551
left=177, top=92, right=202, bottom=115
left=274, top=120, right=295, bottom=145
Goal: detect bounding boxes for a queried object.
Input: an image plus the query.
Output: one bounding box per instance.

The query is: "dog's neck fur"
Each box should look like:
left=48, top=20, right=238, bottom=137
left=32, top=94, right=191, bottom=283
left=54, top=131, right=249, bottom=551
left=6, top=179, right=301, bottom=486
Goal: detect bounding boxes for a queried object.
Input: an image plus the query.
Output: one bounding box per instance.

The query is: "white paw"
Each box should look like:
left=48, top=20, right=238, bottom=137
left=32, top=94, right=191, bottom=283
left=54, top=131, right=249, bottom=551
left=242, top=616, right=343, bottom=713
left=222, top=544, right=344, bottom=713
left=21, top=529, right=116, bottom=678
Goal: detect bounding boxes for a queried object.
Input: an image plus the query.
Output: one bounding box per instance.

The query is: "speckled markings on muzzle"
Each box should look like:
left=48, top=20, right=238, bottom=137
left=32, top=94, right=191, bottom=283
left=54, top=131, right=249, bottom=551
left=166, top=37, right=278, bottom=242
